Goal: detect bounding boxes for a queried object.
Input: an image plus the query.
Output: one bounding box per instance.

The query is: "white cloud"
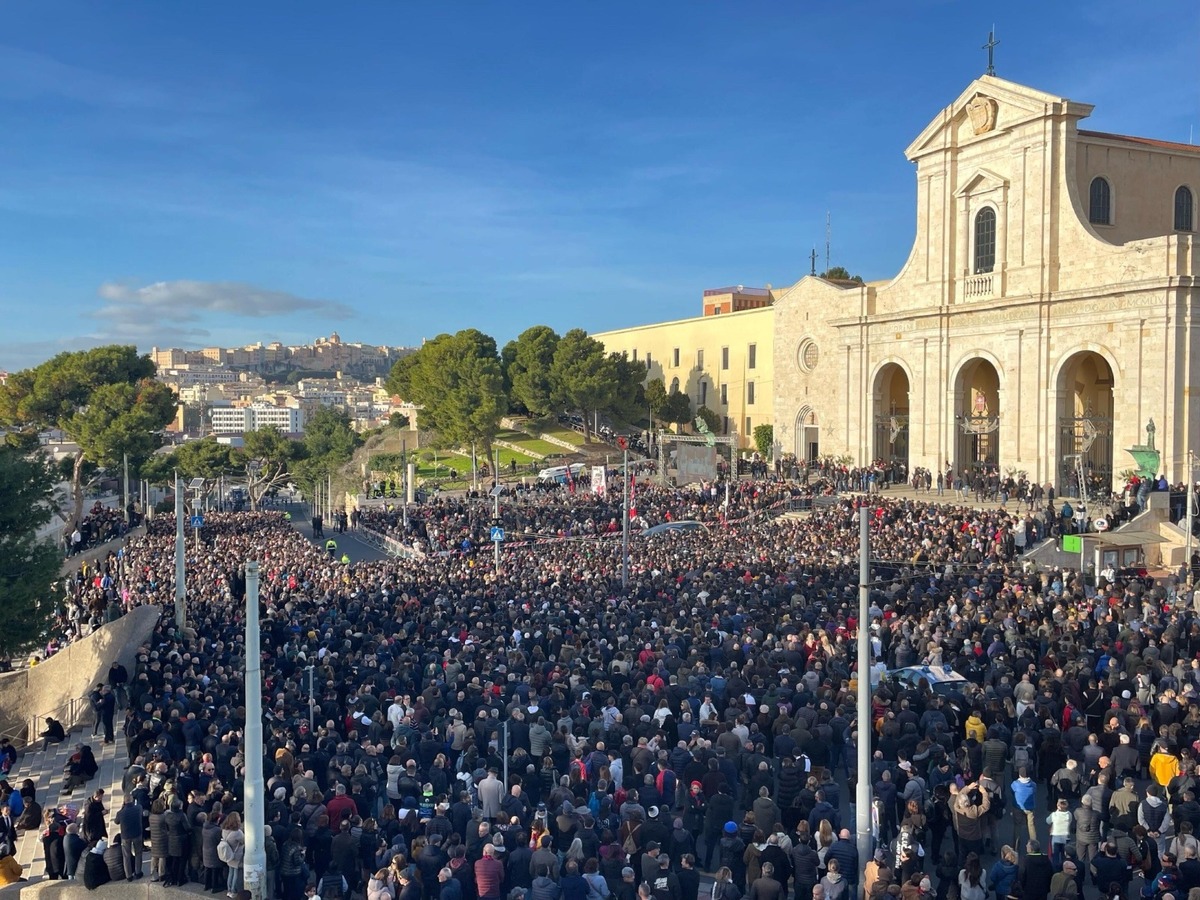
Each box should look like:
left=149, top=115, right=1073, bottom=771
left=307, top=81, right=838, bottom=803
left=93, top=280, right=354, bottom=326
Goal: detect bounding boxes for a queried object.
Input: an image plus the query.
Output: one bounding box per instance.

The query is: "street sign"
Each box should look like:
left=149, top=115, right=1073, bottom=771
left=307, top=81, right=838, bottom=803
left=489, top=485, right=503, bottom=498
left=191, top=515, right=204, bottom=529
left=490, top=526, right=505, bottom=542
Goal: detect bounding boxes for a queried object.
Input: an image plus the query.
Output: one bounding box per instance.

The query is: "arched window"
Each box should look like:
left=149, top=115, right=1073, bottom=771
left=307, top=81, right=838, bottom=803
left=973, top=207, right=996, bottom=274
left=1089, top=177, right=1112, bottom=225
left=1176, top=186, right=1195, bottom=232
left=670, top=377, right=680, bottom=394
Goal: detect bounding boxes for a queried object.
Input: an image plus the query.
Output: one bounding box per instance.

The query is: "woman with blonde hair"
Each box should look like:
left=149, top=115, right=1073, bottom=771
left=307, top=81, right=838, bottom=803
left=710, top=866, right=741, bottom=900
left=815, top=820, right=835, bottom=875
left=820, top=857, right=848, bottom=900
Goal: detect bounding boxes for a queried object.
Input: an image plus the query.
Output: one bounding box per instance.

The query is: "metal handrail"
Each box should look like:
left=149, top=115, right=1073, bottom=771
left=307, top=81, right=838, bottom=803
left=11, top=696, right=85, bottom=752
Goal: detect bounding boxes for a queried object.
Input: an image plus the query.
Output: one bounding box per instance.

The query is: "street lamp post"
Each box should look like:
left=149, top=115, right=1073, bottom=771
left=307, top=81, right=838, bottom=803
left=619, top=437, right=630, bottom=589
left=174, top=471, right=186, bottom=630
left=856, top=506, right=873, bottom=868
left=243, top=560, right=266, bottom=900
left=1187, top=451, right=1196, bottom=587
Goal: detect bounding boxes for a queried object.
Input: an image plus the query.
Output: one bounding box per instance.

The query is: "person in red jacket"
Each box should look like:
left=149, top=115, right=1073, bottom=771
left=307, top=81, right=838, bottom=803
left=474, top=844, right=505, bottom=900
left=325, top=784, right=356, bottom=826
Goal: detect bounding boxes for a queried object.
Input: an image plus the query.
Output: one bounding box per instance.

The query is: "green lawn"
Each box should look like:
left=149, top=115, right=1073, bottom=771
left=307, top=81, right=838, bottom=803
left=536, top=424, right=586, bottom=446
left=496, top=430, right=573, bottom=458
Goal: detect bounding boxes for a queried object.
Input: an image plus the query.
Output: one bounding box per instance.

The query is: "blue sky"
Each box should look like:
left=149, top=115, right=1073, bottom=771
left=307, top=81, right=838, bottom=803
left=1, top=1, right=1197, bottom=370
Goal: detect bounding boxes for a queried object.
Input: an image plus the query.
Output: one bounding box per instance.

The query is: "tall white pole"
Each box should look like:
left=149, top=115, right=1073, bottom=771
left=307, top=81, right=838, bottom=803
left=494, top=454, right=501, bottom=570
left=622, top=447, right=629, bottom=589
left=243, top=560, right=266, bottom=900
left=405, top=461, right=414, bottom=528
left=122, top=452, right=130, bottom=524
left=1187, top=451, right=1195, bottom=587
left=174, top=472, right=186, bottom=631
left=856, top=506, right=873, bottom=866
left=307, top=665, right=315, bottom=733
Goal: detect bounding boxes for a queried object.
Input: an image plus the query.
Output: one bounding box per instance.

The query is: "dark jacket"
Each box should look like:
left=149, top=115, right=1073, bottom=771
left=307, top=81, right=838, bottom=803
left=1017, top=852, right=1054, bottom=898
left=149, top=810, right=168, bottom=857
left=1090, top=852, right=1130, bottom=890
left=826, top=840, right=859, bottom=885
left=531, top=874, right=562, bottom=900
left=791, top=843, right=820, bottom=886
left=202, top=821, right=222, bottom=868
left=164, top=809, right=190, bottom=857
left=115, top=802, right=143, bottom=840
left=83, top=849, right=110, bottom=889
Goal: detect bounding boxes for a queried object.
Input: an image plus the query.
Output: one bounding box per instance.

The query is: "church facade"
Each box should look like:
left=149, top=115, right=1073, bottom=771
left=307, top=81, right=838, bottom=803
left=773, top=75, right=1199, bottom=492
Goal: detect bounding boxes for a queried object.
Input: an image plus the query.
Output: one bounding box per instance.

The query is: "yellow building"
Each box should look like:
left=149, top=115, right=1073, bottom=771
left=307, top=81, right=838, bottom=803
left=593, top=296, right=774, bottom=449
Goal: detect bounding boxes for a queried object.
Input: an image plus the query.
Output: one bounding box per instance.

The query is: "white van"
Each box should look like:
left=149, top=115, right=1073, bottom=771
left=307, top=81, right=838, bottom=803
left=537, top=463, right=588, bottom=484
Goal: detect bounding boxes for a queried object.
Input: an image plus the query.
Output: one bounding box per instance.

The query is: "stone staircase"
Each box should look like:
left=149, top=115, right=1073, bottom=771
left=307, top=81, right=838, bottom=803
left=4, top=726, right=212, bottom=897
left=8, top=724, right=127, bottom=882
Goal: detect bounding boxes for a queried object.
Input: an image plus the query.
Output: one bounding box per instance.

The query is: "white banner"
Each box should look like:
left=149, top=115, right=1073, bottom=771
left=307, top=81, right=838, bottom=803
left=590, top=465, right=607, bottom=496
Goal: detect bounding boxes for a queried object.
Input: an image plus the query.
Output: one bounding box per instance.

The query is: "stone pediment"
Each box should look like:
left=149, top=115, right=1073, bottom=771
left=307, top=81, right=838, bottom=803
left=955, top=167, right=1009, bottom=198
left=905, top=75, right=1094, bottom=161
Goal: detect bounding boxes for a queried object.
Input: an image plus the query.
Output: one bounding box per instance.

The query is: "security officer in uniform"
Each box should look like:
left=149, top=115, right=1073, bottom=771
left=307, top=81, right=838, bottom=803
left=325, top=538, right=337, bottom=557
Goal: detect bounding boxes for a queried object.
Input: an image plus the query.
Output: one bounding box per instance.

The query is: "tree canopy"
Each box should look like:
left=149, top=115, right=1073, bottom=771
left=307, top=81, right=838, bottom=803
left=820, top=266, right=865, bottom=284
left=753, top=424, right=775, bottom=459
left=550, top=329, right=614, bottom=443
left=660, top=386, right=692, bottom=433
left=502, top=325, right=560, bottom=418
left=0, top=446, right=63, bottom=656
left=0, top=345, right=177, bottom=525
left=387, top=326, right=652, bottom=448
left=237, top=426, right=297, bottom=511
left=386, top=329, right=507, bottom=458
left=293, top=406, right=361, bottom=502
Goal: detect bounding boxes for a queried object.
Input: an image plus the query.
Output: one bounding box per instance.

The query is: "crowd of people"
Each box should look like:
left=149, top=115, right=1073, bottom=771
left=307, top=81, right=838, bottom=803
left=357, top=478, right=819, bottom=555
left=3, top=475, right=1200, bottom=900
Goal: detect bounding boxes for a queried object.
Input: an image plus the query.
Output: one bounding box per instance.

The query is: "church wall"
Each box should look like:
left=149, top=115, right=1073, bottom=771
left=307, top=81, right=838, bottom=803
left=771, top=279, right=860, bottom=461
left=1075, top=137, right=1200, bottom=244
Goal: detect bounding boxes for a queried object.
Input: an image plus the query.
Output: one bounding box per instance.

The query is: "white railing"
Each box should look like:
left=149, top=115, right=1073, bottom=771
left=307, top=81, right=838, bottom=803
left=963, top=273, right=994, bottom=299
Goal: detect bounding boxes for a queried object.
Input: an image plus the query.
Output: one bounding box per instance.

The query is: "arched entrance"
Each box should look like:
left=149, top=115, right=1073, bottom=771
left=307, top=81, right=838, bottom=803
left=954, top=358, right=1001, bottom=474
left=794, top=406, right=819, bottom=463
left=872, top=364, right=910, bottom=476
left=1056, top=351, right=1115, bottom=499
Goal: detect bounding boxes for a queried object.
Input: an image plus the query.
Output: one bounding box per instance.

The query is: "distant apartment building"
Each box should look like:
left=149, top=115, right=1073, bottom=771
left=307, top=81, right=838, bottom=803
left=209, top=403, right=305, bottom=435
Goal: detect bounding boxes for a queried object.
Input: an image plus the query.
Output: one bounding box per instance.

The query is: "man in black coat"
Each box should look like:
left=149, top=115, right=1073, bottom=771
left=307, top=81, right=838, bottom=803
left=1089, top=841, right=1130, bottom=895
left=99, top=686, right=117, bottom=744
left=115, top=796, right=144, bottom=880
left=676, top=854, right=700, bottom=900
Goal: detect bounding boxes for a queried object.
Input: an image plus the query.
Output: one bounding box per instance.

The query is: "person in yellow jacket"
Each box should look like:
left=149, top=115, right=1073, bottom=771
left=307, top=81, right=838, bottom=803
left=340, top=553, right=350, bottom=565
left=1149, top=745, right=1180, bottom=788
left=0, top=852, right=22, bottom=886
left=964, top=710, right=987, bottom=744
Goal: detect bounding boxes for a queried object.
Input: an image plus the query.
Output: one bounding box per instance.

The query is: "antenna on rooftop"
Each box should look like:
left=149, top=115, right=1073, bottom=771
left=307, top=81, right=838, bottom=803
left=825, top=212, right=831, bottom=274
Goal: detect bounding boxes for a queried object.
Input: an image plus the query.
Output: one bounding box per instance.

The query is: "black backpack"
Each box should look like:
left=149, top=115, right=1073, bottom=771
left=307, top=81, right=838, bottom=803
left=319, top=873, right=345, bottom=900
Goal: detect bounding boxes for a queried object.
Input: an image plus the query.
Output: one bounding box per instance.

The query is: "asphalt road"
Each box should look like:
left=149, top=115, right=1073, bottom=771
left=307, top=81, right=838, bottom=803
left=289, top=505, right=392, bottom=563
